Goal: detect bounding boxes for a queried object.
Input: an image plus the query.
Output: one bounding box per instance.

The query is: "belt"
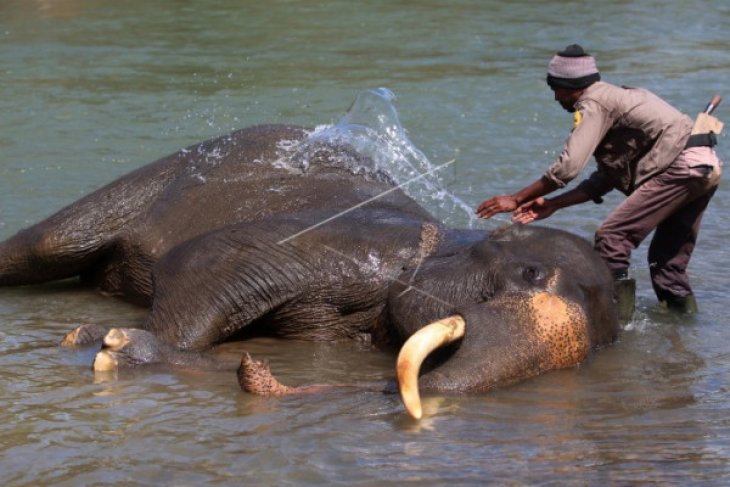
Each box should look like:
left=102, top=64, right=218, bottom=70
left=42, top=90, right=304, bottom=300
left=685, top=132, right=717, bottom=149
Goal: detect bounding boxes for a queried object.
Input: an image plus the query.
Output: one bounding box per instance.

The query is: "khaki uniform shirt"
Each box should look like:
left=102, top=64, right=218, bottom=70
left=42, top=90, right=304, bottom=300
left=544, top=81, right=694, bottom=197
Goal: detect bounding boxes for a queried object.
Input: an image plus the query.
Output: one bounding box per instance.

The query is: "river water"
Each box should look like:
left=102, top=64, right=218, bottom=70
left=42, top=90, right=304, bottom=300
left=1, top=1, right=729, bottom=485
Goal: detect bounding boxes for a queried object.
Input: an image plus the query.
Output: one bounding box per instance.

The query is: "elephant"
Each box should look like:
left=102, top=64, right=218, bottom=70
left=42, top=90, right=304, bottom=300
left=0, top=99, right=620, bottom=418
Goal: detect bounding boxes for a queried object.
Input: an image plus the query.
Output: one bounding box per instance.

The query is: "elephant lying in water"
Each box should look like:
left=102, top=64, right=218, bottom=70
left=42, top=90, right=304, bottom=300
left=0, top=123, right=620, bottom=418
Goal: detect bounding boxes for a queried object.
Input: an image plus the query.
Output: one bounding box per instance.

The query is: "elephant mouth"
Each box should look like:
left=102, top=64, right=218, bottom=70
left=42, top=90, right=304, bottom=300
left=396, top=315, right=465, bottom=419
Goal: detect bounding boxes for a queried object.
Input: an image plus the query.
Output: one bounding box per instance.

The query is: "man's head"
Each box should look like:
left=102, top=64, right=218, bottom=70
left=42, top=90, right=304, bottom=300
left=546, top=44, right=600, bottom=112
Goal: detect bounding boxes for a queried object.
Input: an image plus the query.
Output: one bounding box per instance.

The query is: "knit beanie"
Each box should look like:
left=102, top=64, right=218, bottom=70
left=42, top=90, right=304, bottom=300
left=546, top=44, right=600, bottom=90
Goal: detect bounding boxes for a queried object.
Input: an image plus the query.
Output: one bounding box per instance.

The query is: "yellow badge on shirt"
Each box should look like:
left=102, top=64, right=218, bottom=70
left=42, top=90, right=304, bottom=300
left=573, top=110, right=583, bottom=128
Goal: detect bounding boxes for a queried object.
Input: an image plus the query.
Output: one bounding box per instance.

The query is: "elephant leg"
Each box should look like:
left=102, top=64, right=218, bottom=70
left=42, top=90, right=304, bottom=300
left=0, top=222, right=109, bottom=286
left=92, top=328, right=226, bottom=371
left=0, top=155, right=182, bottom=287
left=93, top=329, right=164, bottom=370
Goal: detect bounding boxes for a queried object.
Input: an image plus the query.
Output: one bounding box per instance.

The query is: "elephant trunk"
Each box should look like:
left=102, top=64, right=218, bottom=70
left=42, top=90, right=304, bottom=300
left=396, top=315, right=465, bottom=419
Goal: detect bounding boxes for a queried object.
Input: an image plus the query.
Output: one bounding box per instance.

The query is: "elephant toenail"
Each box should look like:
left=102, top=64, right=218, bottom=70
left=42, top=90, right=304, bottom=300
left=103, top=328, right=128, bottom=348
left=93, top=351, right=118, bottom=371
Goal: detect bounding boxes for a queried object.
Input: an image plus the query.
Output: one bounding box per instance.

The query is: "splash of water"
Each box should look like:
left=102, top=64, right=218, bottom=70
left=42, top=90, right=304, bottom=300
left=296, top=88, right=484, bottom=228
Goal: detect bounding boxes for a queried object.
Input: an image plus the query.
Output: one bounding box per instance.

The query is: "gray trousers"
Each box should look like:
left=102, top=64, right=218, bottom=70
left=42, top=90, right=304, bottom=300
left=594, top=146, right=722, bottom=300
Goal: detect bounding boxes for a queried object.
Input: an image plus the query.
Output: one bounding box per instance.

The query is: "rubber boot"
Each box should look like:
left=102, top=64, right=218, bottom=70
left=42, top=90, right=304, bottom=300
left=614, top=278, right=636, bottom=324
left=661, top=294, right=698, bottom=314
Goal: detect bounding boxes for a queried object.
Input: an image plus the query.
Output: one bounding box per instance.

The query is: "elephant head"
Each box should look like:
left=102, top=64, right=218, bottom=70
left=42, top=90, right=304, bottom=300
left=388, top=224, right=619, bottom=418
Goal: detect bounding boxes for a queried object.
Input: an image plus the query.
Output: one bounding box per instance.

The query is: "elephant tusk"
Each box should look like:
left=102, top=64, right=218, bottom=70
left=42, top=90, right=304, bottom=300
left=396, top=315, right=466, bottom=420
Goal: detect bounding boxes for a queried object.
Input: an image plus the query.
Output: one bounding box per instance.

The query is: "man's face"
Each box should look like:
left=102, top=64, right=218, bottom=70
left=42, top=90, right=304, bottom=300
left=551, top=87, right=580, bottom=112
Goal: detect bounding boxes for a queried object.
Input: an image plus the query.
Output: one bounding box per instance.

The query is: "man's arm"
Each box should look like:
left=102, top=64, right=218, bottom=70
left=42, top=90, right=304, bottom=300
left=477, top=99, right=612, bottom=220
left=475, top=176, right=558, bottom=219
left=512, top=186, right=592, bottom=224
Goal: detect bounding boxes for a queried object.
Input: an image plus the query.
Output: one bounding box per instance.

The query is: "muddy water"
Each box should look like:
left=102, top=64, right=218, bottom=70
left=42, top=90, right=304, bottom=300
left=1, top=0, right=730, bottom=484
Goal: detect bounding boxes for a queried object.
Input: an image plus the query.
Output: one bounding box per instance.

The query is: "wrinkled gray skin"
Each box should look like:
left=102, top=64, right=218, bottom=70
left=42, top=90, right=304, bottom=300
left=0, top=124, right=620, bottom=393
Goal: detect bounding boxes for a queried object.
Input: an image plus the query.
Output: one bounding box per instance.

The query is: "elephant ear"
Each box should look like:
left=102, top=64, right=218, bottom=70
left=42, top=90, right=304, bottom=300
left=487, top=223, right=619, bottom=347
left=143, top=219, right=330, bottom=350
left=143, top=210, right=419, bottom=351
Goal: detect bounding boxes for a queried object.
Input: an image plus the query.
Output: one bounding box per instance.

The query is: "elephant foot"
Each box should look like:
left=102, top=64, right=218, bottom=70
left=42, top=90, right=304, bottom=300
left=61, top=324, right=108, bottom=347
left=93, top=328, right=164, bottom=371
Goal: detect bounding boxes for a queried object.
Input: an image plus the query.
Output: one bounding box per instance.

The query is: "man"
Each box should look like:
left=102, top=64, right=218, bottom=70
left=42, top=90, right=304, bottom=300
left=476, top=44, right=722, bottom=316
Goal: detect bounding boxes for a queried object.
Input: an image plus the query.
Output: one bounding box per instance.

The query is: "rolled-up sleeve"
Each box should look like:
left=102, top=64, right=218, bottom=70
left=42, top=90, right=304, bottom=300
left=543, top=101, right=611, bottom=187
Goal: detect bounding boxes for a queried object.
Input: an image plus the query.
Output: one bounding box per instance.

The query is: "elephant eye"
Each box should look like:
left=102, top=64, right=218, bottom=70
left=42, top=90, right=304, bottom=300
left=522, top=265, right=546, bottom=285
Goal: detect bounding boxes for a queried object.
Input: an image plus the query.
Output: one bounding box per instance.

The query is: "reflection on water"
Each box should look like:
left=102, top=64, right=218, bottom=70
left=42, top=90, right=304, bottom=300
left=1, top=0, right=730, bottom=484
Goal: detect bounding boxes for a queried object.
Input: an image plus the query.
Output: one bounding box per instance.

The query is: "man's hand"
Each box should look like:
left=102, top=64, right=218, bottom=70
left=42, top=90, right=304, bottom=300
left=475, top=177, right=560, bottom=220
left=512, top=197, right=556, bottom=224
left=475, top=195, right=519, bottom=219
